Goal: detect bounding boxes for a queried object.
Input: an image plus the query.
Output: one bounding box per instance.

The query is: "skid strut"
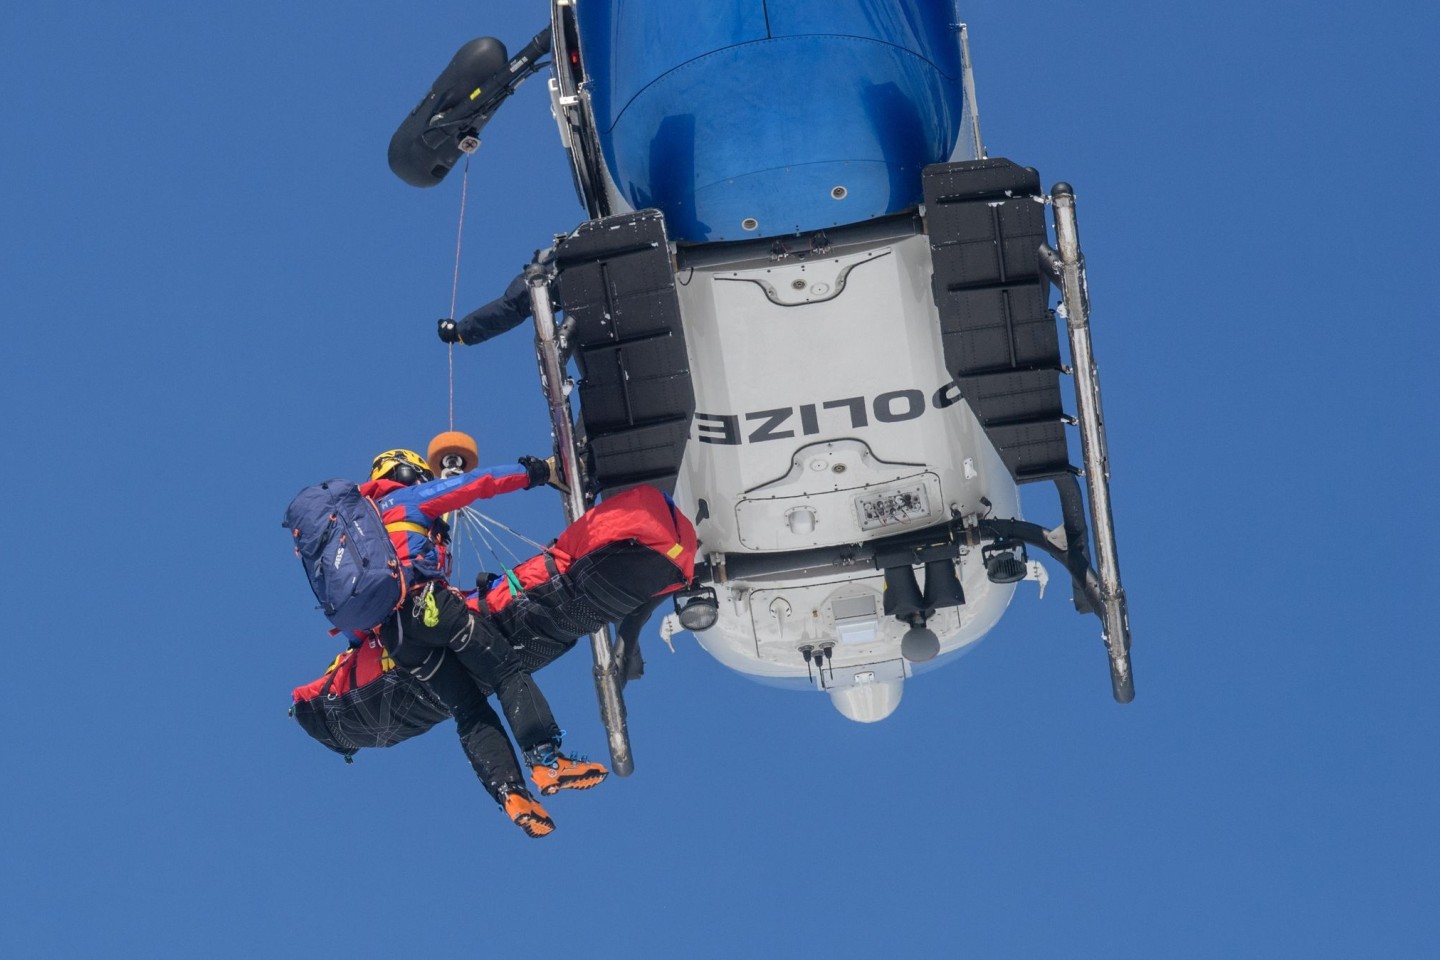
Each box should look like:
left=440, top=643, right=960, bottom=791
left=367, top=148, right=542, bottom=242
left=529, top=274, right=635, bottom=775
left=1048, top=184, right=1133, bottom=702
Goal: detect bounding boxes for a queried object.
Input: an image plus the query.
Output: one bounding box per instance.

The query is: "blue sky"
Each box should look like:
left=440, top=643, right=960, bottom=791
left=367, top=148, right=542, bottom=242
left=3, top=1, right=1436, bottom=956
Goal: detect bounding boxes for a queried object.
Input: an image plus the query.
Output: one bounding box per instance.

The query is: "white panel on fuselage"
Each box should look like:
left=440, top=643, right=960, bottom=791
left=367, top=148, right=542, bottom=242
left=670, top=233, right=1021, bottom=685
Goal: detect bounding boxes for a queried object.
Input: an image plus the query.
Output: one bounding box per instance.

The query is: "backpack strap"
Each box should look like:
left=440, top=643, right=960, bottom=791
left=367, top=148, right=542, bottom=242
left=317, top=647, right=363, bottom=700
left=316, top=656, right=343, bottom=699
left=318, top=653, right=362, bottom=763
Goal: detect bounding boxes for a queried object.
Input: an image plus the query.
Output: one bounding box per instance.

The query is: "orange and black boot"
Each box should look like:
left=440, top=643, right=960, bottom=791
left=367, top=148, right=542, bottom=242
left=527, top=744, right=609, bottom=796
left=499, top=785, right=555, bottom=838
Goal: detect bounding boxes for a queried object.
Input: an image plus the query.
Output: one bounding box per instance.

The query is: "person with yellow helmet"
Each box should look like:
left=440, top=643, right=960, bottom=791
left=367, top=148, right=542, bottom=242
left=361, top=447, right=607, bottom=838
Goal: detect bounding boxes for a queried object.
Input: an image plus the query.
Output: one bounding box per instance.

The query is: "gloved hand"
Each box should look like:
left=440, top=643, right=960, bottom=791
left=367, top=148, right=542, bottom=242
left=545, top=455, right=570, bottom=494
left=519, top=455, right=557, bottom=489
left=521, top=244, right=558, bottom=282
left=437, top=318, right=461, bottom=344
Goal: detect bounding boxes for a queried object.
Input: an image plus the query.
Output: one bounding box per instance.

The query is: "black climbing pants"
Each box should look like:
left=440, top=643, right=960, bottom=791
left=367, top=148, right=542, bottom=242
left=489, top=540, right=688, bottom=649
left=379, top=582, right=561, bottom=800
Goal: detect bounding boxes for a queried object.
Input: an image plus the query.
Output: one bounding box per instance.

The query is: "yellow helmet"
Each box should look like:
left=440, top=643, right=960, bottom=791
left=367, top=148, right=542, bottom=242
left=370, top=448, right=434, bottom=485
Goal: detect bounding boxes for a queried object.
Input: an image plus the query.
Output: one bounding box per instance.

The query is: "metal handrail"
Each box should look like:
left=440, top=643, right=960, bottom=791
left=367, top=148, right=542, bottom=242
left=530, top=274, right=635, bottom=774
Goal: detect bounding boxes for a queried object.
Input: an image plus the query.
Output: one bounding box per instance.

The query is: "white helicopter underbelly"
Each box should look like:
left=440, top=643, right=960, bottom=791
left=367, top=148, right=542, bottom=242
left=670, top=234, right=1022, bottom=720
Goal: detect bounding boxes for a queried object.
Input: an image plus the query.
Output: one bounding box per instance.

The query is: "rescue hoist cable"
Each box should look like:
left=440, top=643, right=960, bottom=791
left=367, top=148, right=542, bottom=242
left=445, top=156, right=472, bottom=431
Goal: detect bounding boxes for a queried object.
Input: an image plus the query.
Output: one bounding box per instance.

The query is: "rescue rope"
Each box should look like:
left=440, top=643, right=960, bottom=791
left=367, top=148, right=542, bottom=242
left=451, top=509, right=503, bottom=573
left=460, top=507, right=548, bottom=554
left=454, top=507, right=548, bottom=598
left=456, top=510, right=520, bottom=594
left=446, top=156, right=472, bottom=431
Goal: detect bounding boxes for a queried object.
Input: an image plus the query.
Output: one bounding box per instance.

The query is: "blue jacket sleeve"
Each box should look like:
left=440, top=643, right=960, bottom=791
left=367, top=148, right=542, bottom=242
left=456, top=272, right=533, bottom=345
left=407, top=462, right=531, bottom=518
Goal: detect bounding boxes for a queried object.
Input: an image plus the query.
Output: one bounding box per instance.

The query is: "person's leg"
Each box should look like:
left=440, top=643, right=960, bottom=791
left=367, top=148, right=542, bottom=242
left=446, top=592, right=608, bottom=794
left=389, top=583, right=568, bottom=762
left=377, top=587, right=555, bottom=834
left=443, top=597, right=564, bottom=756
left=493, top=541, right=686, bottom=641
left=412, top=652, right=524, bottom=798
left=480, top=543, right=687, bottom=794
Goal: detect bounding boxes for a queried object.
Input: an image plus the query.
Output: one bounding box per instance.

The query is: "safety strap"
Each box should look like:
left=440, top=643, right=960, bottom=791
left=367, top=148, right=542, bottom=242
left=316, top=647, right=360, bottom=701
left=386, top=520, right=430, bottom=538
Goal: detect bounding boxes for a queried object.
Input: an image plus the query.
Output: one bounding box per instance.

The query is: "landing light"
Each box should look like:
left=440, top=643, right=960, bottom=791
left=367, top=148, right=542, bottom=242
left=674, top=586, right=719, bottom=631
left=982, top=539, right=1029, bottom=584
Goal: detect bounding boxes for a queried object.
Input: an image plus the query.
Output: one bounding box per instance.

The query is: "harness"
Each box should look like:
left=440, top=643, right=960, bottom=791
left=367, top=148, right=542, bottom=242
left=386, top=520, right=430, bottom=539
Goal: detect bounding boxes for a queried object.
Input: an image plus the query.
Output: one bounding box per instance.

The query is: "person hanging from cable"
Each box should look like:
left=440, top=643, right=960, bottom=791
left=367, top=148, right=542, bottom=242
left=289, top=474, right=702, bottom=799
left=363, top=447, right=608, bottom=838
left=466, top=484, right=699, bottom=683
left=436, top=244, right=555, bottom=346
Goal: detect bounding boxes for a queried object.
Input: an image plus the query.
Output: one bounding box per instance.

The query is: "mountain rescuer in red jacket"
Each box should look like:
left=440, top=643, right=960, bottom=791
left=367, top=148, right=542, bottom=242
left=363, top=447, right=607, bottom=838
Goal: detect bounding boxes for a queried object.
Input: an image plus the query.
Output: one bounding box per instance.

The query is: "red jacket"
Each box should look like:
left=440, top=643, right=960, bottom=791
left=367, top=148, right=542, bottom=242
left=484, top=485, right=697, bottom=614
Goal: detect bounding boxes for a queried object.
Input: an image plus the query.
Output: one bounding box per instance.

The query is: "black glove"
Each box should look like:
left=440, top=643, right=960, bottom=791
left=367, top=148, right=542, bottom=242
left=437, top=318, right=461, bottom=344
left=521, top=244, right=558, bottom=282
left=518, top=455, right=555, bottom=489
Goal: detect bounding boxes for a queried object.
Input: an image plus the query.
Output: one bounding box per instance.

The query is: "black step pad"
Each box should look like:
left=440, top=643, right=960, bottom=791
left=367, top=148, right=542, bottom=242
left=923, top=158, right=1072, bottom=483
left=584, top=419, right=695, bottom=491
left=577, top=336, right=696, bottom=434
left=555, top=210, right=695, bottom=495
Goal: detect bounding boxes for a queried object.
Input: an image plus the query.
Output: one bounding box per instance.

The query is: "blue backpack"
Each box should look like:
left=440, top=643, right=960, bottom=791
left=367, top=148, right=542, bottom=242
left=284, top=480, right=406, bottom=633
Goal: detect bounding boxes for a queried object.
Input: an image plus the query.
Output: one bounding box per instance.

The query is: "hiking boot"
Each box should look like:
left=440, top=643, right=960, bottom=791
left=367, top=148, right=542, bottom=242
left=500, top=786, right=554, bottom=838
left=530, top=752, right=609, bottom=796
